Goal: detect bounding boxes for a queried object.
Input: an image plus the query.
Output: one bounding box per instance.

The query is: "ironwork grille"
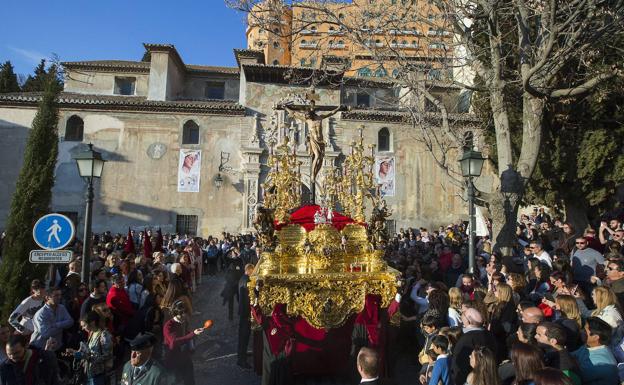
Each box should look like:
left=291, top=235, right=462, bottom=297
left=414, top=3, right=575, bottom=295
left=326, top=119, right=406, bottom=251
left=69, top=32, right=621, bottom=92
left=176, top=215, right=198, bottom=236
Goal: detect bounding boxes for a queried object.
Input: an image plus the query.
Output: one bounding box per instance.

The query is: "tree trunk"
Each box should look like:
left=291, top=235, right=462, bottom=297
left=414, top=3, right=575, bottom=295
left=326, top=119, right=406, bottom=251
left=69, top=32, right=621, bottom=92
left=564, top=198, right=590, bottom=234
left=489, top=87, right=514, bottom=173
left=489, top=190, right=521, bottom=256
left=516, top=96, right=545, bottom=179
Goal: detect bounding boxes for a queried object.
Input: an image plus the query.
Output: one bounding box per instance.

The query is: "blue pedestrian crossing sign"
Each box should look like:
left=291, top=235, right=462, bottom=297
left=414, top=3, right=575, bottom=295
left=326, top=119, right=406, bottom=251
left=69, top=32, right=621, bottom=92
left=33, top=213, right=75, bottom=250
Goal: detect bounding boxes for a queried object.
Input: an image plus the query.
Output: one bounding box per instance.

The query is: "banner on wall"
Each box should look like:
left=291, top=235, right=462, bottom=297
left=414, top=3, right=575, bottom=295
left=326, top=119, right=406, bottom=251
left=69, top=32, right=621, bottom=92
left=374, top=156, right=395, bottom=197
left=178, top=149, right=201, bottom=192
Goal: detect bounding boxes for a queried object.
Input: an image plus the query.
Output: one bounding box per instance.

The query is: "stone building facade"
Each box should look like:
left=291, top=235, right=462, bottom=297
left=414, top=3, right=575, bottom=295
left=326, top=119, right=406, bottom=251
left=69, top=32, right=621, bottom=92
left=0, top=43, right=478, bottom=237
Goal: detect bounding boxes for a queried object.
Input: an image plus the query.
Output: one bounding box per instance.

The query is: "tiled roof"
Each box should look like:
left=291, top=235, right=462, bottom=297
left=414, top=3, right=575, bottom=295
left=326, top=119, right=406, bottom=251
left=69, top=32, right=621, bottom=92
left=186, top=64, right=240, bottom=75
left=0, top=92, right=246, bottom=115
left=62, top=60, right=151, bottom=73
left=62, top=60, right=240, bottom=76
left=342, top=108, right=480, bottom=123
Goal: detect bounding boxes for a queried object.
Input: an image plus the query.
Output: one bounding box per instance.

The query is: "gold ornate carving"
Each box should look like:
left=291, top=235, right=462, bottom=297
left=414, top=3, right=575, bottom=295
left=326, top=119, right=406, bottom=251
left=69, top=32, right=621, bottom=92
left=262, top=139, right=302, bottom=223
left=251, top=220, right=400, bottom=329
left=337, top=126, right=376, bottom=222
left=250, top=269, right=399, bottom=329
left=253, top=115, right=399, bottom=329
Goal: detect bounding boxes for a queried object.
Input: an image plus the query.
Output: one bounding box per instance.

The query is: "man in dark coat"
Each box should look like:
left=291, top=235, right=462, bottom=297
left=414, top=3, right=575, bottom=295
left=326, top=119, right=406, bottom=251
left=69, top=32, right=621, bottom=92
left=121, top=332, right=171, bottom=385
left=238, top=264, right=255, bottom=368
left=0, top=335, right=59, bottom=385
left=452, top=308, right=498, bottom=385
left=222, top=248, right=244, bottom=320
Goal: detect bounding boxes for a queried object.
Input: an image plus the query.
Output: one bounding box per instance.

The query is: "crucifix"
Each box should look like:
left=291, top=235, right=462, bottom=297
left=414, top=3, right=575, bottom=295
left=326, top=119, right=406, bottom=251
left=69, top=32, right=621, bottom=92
left=278, top=89, right=346, bottom=204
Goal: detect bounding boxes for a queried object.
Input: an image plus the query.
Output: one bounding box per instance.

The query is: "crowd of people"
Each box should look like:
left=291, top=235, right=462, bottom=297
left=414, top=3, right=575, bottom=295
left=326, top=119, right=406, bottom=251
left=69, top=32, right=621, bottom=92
left=380, top=206, right=624, bottom=385
left=0, top=231, right=258, bottom=385
left=1, top=204, right=624, bottom=385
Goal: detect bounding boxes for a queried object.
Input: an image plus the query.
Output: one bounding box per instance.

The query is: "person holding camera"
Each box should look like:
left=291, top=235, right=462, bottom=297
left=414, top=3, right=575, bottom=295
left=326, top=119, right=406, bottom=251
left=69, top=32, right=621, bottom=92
left=64, top=311, right=113, bottom=385
left=162, top=300, right=205, bottom=385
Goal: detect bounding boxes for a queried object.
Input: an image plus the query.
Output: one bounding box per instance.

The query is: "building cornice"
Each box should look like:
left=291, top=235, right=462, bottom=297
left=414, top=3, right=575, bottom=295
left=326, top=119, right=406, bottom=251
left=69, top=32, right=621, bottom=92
left=0, top=92, right=246, bottom=116
left=342, top=108, right=480, bottom=124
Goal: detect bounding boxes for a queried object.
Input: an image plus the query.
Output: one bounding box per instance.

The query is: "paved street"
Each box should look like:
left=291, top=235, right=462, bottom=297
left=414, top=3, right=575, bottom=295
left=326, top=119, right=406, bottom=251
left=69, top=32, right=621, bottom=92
left=191, top=274, right=260, bottom=385
left=190, top=272, right=420, bottom=385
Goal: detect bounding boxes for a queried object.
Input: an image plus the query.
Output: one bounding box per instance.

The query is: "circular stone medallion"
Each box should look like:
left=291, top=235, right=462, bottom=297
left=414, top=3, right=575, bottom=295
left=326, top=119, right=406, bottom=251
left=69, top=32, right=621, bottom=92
left=147, top=142, right=167, bottom=159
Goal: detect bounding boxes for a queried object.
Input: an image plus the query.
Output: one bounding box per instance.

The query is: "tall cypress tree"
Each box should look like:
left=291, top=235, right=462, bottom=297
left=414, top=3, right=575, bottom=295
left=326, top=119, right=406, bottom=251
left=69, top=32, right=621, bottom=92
left=0, top=61, right=20, bottom=93
left=0, top=68, right=61, bottom=320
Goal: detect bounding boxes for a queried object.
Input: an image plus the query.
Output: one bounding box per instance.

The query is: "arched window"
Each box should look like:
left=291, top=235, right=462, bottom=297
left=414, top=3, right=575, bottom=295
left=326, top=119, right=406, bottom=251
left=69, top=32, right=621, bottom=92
left=375, top=67, right=387, bottom=77
left=392, top=68, right=400, bottom=78
left=378, top=127, right=390, bottom=152
left=357, top=67, right=372, bottom=77
left=273, top=41, right=280, bottom=48
left=182, top=120, right=200, bottom=145
left=65, top=115, right=84, bottom=142
left=272, top=59, right=279, bottom=65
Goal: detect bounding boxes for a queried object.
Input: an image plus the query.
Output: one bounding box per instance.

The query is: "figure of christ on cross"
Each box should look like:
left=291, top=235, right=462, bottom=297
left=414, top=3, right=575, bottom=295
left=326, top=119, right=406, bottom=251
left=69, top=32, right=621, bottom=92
left=282, top=90, right=345, bottom=204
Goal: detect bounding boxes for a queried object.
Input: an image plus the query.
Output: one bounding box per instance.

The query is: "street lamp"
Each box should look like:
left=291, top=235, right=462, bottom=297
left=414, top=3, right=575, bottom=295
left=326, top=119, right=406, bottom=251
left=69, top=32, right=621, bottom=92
left=459, top=147, right=485, bottom=274
left=73, top=143, right=105, bottom=285
left=214, top=173, right=224, bottom=189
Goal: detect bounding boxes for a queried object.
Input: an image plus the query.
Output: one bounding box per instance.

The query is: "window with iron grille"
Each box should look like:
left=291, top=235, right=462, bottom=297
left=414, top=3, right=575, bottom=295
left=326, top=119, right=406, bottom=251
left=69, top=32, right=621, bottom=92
left=176, top=215, right=198, bottom=236
left=386, top=220, right=396, bottom=236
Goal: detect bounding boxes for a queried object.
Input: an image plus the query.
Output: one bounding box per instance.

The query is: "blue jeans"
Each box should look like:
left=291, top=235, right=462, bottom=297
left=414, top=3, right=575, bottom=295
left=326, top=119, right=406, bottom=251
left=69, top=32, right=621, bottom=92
left=87, top=374, right=107, bottom=385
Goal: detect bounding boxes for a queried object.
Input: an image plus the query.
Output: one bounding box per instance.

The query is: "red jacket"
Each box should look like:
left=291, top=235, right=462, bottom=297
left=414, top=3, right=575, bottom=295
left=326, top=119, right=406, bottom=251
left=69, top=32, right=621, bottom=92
left=162, top=318, right=196, bottom=368
left=106, top=286, right=135, bottom=333
left=439, top=252, right=454, bottom=272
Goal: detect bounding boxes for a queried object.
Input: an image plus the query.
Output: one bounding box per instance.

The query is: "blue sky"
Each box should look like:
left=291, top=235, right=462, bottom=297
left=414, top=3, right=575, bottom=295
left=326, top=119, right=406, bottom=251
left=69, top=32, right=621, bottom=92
left=0, top=0, right=247, bottom=76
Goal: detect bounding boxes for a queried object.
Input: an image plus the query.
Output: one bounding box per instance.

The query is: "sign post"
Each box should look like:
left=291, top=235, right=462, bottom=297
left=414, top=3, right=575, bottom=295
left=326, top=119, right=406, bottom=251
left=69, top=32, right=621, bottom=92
left=32, top=213, right=75, bottom=269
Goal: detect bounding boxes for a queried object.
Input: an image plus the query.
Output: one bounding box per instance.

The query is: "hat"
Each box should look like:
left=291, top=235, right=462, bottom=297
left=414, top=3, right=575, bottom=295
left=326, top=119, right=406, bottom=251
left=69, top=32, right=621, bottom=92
left=129, top=332, right=156, bottom=350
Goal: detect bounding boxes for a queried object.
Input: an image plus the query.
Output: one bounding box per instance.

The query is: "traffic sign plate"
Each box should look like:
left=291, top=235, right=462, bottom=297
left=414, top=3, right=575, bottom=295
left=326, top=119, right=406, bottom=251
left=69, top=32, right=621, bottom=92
left=32, top=213, right=75, bottom=250
left=29, top=250, right=73, bottom=264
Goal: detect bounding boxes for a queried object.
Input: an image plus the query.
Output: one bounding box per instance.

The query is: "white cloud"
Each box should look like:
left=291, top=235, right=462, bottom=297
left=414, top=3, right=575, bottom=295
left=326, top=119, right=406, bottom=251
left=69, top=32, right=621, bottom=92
left=6, top=46, right=50, bottom=65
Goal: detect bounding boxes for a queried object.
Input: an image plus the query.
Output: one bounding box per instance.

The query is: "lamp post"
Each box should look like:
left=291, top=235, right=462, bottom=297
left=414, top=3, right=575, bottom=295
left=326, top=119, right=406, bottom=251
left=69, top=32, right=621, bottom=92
left=214, top=173, right=224, bottom=189
left=459, top=147, right=485, bottom=274
left=214, top=151, right=230, bottom=189
left=73, top=143, right=105, bottom=285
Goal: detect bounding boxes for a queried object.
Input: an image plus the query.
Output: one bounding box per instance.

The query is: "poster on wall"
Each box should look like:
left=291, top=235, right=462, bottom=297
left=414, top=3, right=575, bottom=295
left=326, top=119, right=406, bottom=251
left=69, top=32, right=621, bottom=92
left=178, top=149, right=201, bottom=192
left=374, top=156, right=395, bottom=197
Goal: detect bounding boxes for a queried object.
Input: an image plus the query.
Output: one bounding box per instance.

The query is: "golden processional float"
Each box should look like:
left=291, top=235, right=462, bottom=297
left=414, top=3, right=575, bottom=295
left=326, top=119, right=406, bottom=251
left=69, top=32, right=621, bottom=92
left=249, top=89, right=400, bottom=377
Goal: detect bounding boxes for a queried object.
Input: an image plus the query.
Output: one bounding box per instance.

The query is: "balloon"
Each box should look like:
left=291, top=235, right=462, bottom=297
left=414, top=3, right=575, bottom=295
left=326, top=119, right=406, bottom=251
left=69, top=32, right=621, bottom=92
left=203, top=320, right=214, bottom=329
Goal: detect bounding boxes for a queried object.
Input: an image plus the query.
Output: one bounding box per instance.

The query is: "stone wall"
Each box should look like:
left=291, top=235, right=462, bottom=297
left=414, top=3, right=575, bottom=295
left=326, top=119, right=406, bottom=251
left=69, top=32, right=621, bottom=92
left=65, top=71, right=150, bottom=96
left=0, top=106, right=251, bottom=237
